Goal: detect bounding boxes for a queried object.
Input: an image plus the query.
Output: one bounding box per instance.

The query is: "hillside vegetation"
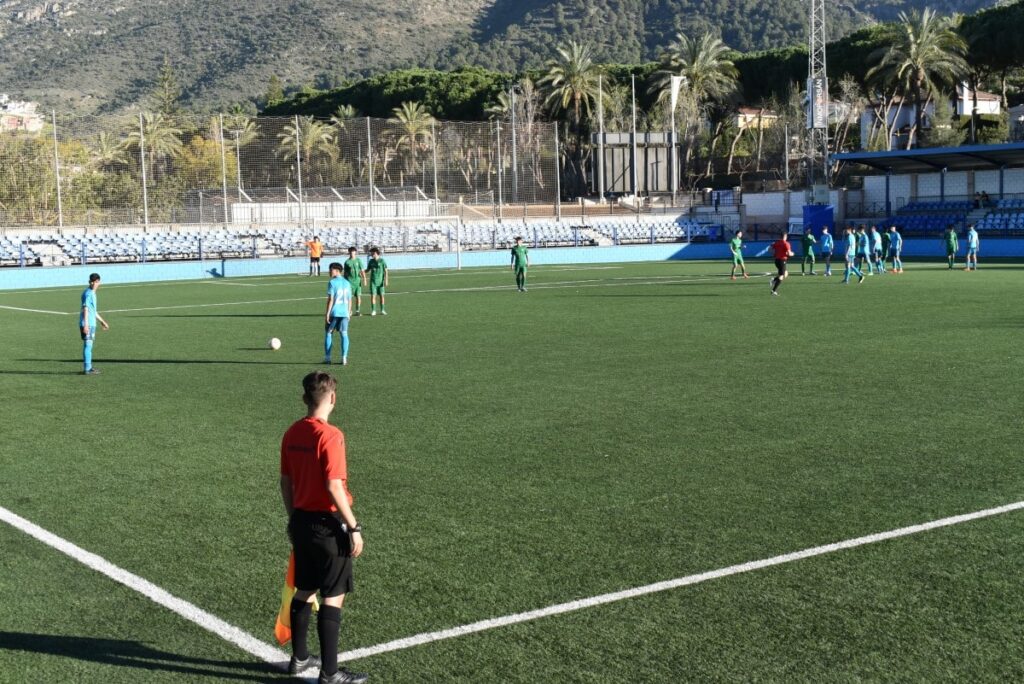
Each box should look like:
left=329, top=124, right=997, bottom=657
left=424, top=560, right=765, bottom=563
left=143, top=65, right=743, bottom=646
left=0, top=0, right=996, bottom=113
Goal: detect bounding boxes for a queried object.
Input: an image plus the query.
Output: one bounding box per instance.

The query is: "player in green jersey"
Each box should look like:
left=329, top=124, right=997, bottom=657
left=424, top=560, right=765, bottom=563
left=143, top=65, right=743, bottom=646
left=801, top=229, right=817, bottom=275
left=343, top=247, right=367, bottom=315
left=511, top=236, right=529, bottom=292
left=943, top=226, right=959, bottom=269
left=366, top=247, right=389, bottom=316
left=729, top=231, right=749, bottom=280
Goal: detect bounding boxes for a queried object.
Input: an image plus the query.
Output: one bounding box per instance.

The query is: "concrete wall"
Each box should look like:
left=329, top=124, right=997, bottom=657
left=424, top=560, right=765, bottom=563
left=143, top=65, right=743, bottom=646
left=3, top=238, right=1022, bottom=291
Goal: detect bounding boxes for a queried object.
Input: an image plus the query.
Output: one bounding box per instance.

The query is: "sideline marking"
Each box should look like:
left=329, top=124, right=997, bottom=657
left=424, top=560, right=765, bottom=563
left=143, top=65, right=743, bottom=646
left=0, top=304, right=71, bottom=315
left=4, top=500, right=1022, bottom=672
left=0, top=504, right=293, bottom=671
left=340, top=499, right=1024, bottom=662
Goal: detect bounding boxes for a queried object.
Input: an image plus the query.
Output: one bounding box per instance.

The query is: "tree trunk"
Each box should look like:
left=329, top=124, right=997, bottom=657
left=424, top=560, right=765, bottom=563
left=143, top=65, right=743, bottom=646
left=726, top=125, right=744, bottom=175
left=912, top=77, right=924, bottom=149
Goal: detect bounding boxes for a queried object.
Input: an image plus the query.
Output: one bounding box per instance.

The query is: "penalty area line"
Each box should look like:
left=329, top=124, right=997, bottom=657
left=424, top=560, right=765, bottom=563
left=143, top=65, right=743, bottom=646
left=339, top=499, right=1024, bottom=662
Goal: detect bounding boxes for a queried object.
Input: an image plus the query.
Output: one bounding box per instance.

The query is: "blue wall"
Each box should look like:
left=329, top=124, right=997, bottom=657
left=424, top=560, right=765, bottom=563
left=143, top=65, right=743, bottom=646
left=1, top=238, right=1021, bottom=290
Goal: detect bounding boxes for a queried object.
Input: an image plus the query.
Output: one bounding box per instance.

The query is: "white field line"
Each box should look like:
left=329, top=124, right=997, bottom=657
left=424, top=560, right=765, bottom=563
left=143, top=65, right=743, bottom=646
left=5, top=500, right=1024, bottom=673
left=0, top=265, right=631, bottom=296
left=8, top=274, right=766, bottom=316
left=0, top=504, right=295, bottom=674
left=340, top=499, right=1024, bottom=662
left=0, top=304, right=71, bottom=315
left=2, top=272, right=770, bottom=317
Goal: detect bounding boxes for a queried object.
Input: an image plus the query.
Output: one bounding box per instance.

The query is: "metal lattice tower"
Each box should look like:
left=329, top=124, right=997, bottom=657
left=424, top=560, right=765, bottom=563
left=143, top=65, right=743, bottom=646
left=807, top=0, right=829, bottom=186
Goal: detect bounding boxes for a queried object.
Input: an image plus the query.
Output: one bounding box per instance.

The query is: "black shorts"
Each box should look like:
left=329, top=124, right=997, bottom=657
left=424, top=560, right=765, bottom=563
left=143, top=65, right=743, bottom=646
left=289, top=509, right=354, bottom=598
left=310, top=257, right=320, bottom=264
left=774, top=259, right=787, bottom=275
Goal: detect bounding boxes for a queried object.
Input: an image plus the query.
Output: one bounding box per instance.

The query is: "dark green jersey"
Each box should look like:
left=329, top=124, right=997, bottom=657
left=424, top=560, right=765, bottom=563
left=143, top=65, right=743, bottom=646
left=729, top=237, right=742, bottom=256
left=945, top=231, right=958, bottom=249
left=366, top=257, right=388, bottom=285
left=802, top=234, right=816, bottom=250
left=511, top=244, right=528, bottom=268
left=343, top=257, right=364, bottom=283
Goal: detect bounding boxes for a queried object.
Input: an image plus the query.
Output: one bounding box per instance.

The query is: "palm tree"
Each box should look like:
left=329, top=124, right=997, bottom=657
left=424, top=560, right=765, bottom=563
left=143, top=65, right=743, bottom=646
left=330, top=104, right=359, bottom=130
left=651, top=32, right=738, bottom=182
left=539, top=41, right=602, bottom=131
left=276, top=116, right=336, bottom=185
left=390, top=101, right=436, bottom=184
left=651, top=32, right=739, bottom=109
left=90, top=131, right=127, bottom=171
left=123, top=112, right=183, bottom=180
left=867, top=8, right=968, bottom=149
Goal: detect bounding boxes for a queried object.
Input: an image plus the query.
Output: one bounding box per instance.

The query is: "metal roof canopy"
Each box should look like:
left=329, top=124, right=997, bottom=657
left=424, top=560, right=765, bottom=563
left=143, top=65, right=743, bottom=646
left=832, top=142, right=1024, bottom=174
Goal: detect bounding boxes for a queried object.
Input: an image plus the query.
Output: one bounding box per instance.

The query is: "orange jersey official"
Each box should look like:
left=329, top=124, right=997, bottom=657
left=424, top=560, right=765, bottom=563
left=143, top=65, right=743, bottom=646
left=280, top=417, right=352, bottom=512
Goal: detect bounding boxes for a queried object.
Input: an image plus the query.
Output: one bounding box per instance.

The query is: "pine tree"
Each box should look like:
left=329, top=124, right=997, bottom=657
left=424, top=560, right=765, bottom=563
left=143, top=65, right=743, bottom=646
left=154, top=56, right=181, bottom=117
left=266, top=75, right=285, bottom=105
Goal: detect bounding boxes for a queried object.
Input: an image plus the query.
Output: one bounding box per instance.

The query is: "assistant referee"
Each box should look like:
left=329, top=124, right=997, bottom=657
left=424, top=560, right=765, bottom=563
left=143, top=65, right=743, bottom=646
left=280, top=371, right=368, bottom=684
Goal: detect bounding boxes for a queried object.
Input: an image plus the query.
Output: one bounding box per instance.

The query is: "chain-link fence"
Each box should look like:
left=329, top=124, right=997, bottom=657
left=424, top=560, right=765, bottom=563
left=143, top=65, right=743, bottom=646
left=3, top=114, right=558, bottom=229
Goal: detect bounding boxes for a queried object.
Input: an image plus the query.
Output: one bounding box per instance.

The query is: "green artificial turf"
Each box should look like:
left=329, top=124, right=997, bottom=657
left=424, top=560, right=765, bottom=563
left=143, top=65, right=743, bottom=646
left=1, top=260, right=1022, bottom=682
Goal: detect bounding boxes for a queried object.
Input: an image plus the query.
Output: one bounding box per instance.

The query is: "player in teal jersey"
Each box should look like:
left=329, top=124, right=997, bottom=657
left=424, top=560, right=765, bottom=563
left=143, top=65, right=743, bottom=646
left=800, top=229, right=817, bottom=275
left=943, top=226, right=959, bottom=269
left=856, top=226, right=873, bottom=275
left=870, top=226, right=885, bottom=274
left=366, top=247, right=389, bottom=315
left=79, top=273, right=110, bottom=374
left=888, top=226, right=904, bottom=273
left=965, top=224, right=980, bottom=271
left=324, top=262, right=353, bottom=366
left=842, top=228, right=865, bottom=284
left=343, top=247, right=367, bottom=315
left=511, top=236, right=529, bottom=291
left=729, top=231, right=749, bottom=280
left=820, top=227, right=834, bottom=276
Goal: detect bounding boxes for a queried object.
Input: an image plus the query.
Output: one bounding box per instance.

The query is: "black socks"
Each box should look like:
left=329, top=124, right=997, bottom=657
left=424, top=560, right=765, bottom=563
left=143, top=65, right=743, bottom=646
left=318, top=605, right=342, bottom=676
left=290, top=599, right=313, bottom=660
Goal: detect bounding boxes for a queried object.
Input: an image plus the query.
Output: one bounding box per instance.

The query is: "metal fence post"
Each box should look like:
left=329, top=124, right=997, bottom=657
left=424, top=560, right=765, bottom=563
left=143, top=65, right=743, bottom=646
left=554, top=125, right=562, bottom=221
left=51, top=111, right=64, bottom=229
left=219, top=114, right=230, bottom=226
left=294, top=115, right=304, bottom=227
left=139, top=113, right=150, bottom=227
left=367, top=118, right=375, bottom=219
left=496, top=121, right=504, bottom=221
left=431, top=121, right=439, bottom=204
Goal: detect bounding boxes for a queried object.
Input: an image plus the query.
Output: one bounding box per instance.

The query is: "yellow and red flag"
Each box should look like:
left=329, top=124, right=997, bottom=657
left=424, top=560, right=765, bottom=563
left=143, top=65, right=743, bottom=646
left=274, top=551, right=319, bottom=645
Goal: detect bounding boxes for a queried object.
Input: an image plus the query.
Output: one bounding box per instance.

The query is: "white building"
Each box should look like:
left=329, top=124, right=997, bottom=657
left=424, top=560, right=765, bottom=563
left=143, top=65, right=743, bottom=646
left=860, top=84, right=1002, bottom=150
left=0, top=94, right=44, bottom=133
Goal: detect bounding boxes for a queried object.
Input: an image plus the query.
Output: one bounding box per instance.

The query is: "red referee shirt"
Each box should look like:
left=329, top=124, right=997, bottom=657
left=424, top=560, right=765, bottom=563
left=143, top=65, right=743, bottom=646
left=772, top=239, right=792, bottom=261
left=280, top=417, right=353, bottom=512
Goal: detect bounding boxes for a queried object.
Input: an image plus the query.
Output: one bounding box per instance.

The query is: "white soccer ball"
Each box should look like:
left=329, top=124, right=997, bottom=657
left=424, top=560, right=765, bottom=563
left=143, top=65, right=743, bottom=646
left=268, top=337, right=282, bottom=351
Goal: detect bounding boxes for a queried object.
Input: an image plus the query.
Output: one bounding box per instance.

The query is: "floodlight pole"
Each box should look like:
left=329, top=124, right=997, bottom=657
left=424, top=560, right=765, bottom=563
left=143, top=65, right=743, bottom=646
left=807, top=0, right=829, bottom=187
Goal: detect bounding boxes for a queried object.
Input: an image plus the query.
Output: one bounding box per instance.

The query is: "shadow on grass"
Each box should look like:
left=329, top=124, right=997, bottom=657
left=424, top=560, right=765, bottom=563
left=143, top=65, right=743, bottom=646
left=575, top=293, right=722, bottom=298
left=20, top=358, right=313, bottom=366
left=0, top=370, right=80, bottom=376
left=128, top=314, right=315, bottom=319
left=0, top=632, right=283, bottom=682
